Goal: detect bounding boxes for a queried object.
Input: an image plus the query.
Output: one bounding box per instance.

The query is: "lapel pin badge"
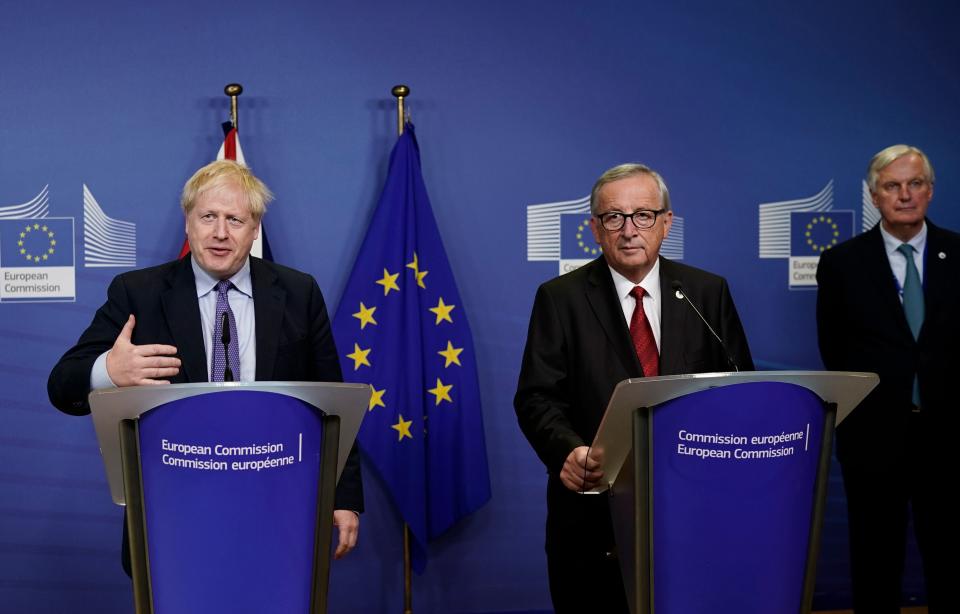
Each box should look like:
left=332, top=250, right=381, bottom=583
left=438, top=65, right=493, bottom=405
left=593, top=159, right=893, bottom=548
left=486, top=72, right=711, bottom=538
left=939, top=252, right=946, bottom=260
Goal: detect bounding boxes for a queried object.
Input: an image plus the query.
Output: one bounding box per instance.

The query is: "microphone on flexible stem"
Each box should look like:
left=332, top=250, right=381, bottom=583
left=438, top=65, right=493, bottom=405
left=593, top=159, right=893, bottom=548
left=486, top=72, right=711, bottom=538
left=221, top=311, right=234, bottom=382
left=670, top=280, right=739, bottom=372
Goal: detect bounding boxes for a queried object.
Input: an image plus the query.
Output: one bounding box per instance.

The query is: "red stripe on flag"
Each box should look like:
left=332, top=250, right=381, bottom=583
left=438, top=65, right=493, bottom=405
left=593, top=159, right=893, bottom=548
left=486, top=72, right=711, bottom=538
left=223, top=128, right=238, bottom=161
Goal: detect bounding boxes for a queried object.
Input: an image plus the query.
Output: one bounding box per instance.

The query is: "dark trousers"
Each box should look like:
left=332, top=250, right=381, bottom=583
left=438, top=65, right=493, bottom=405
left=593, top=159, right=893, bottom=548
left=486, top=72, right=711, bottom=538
left=545, top=480, right=629, bottom=614
left=840, top=413, right=953, bottom=614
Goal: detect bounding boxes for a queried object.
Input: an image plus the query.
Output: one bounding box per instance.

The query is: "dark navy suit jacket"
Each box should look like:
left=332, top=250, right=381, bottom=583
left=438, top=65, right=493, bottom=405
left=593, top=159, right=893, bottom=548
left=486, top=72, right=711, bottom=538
left=48, top=255, right=363, bottom=511
left=817, top=220, right=960, bottom=463
left=514, top=256, right=753, bottom=549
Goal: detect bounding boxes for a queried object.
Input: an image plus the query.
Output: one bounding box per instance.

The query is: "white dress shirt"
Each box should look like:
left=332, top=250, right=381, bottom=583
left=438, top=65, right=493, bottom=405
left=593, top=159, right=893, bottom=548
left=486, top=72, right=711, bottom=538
left=192, top=257, right=257, bottom=382
left=607, top=258, right=663, bottom=352
left=879, top=222, right=926, bottom=301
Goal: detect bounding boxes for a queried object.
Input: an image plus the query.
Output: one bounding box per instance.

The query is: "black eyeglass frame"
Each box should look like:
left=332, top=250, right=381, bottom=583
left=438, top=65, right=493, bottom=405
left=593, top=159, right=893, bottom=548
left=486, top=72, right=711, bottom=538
left=594, top=209, right=667, bottom=231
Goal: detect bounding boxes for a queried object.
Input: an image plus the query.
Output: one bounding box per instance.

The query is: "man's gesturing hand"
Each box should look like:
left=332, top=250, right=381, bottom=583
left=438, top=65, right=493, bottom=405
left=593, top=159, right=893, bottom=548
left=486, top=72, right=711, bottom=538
left=559, top=445, right=604, bottom=492
left=105, top=315, right=181, bottom=386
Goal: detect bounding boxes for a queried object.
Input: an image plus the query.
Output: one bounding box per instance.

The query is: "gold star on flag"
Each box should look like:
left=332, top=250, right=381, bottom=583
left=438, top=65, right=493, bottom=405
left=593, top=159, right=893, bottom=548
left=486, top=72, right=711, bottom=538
left=438, top=341, right=463, bottom=367
left=41, top=225, right=48, bottom=232
left=376, top=268, right=400, bottom=295
left=33, top=223, right=39, bottom=230
left=353, top=302, right=377, bottom=329
left=428, top=377, right=453, bottom=405
left=406, top=252, right=428, bottom=288
left=392, top=414, right=413, bottom=440
left=346, top=343, right=371, bottom=370
left=17, top=240, right=23, bottom=246
left=48, top=231, right=54, bottom=238
left=414, top=269, right=428, bottom=288
left=369, top=387, right=386, bottom=411
left=20, top=231, right=26, bottom=238
left=429, top=297, right=455, bottom=325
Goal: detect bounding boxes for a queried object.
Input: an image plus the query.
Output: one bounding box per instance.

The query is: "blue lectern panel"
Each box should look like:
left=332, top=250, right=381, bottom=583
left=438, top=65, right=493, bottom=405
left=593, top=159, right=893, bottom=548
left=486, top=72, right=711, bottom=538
left=138, top=390, right=323, bottom=614
left=652, top=382, right=824, bottom=614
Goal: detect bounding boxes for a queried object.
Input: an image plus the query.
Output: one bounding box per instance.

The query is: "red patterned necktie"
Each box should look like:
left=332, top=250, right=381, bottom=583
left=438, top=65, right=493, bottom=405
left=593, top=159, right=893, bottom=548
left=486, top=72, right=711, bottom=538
left=629, top=286, right=659, bottom=377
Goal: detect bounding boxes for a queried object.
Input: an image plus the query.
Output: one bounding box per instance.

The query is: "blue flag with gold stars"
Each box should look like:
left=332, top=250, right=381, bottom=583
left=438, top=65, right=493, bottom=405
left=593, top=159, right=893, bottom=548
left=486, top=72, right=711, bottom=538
left=332, top=124, right=491, bottom=572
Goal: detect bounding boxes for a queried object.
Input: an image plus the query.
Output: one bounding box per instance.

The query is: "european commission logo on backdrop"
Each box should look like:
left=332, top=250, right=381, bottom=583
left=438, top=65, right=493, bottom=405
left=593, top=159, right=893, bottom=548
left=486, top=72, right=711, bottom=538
left=527, top=195, right=684, bottom=274
left=757, top=181, right=877, bottom=289
left=0, top=185, right=136, bottom=303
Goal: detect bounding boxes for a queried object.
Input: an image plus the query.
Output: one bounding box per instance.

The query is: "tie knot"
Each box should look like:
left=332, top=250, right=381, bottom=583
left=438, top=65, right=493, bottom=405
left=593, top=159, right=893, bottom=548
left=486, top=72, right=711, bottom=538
left=630, top=286, right=645, bottom=300
left=216, top=280, right=233, bottom=295
left=897, top=243, right=914, bottom=258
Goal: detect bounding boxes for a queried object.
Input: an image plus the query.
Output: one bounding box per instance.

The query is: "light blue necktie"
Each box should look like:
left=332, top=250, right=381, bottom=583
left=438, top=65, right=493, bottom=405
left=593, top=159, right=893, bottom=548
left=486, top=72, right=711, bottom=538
left=897, top=243, right=923, bottom=405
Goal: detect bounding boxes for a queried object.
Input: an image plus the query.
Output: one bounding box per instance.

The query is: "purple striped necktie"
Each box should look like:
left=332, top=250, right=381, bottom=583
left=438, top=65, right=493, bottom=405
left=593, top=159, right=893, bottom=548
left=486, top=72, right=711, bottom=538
left=211, top=280, right=240, bottom=382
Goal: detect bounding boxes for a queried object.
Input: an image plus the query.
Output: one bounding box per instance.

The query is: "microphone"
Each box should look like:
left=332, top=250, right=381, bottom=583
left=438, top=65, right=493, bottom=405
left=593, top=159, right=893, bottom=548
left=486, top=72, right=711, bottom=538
left=670, top=280, right=739, bottom=372
left=221, top=311, right=234, bottom=382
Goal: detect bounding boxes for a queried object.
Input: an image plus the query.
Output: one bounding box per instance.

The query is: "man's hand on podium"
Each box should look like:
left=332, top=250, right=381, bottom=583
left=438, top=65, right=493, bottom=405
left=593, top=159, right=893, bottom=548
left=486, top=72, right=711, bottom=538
left=333, top=509, right=359, bottom=559
left=106, top=315, right=181, bottom=386
left=560, top=446, right=604, bottom=492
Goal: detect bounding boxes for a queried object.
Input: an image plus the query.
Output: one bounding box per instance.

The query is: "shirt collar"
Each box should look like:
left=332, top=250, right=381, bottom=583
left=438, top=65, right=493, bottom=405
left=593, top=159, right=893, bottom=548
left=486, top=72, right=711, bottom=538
left=608, top=258, right=661, bottom=303
left=879, top=220, right=926, bottom=257
left=192, top=256, right=253, bottom=299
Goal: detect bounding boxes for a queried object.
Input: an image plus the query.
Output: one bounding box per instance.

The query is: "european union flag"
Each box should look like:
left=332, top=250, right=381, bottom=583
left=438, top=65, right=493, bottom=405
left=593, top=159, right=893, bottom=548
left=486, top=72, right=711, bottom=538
left=332, top=124, right=491, bottom=572
left=790, top=211, right=854, bottom=256
left=559, top=213, right=599, bottom=260
left=0, top=218, right=74, bottom=267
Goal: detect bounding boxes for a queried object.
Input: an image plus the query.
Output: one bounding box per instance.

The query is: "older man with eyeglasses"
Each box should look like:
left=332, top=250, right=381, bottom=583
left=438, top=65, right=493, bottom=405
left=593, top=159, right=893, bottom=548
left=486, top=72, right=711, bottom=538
left=515, top=162, right=754, bottom=613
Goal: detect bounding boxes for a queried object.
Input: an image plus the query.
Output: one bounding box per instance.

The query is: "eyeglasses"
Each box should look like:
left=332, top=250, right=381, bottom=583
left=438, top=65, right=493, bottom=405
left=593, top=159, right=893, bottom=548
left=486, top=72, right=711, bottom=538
left=595, top=209, right=666, bottom=231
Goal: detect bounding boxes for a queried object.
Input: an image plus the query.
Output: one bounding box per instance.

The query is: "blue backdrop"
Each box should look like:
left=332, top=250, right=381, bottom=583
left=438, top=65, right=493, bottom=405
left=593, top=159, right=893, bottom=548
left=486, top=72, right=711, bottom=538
left=2, top=1, right=958, bottom=612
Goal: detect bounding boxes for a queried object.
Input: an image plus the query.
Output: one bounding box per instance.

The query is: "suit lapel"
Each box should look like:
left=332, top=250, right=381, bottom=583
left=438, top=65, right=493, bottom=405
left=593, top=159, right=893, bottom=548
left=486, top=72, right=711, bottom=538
left=251, top=258, right=286, bottom=381
left=657, top=259, right=687, bottom=376
left=583, top=258, right=643, bottom=376
left=160, top=257, right=207, bottom=382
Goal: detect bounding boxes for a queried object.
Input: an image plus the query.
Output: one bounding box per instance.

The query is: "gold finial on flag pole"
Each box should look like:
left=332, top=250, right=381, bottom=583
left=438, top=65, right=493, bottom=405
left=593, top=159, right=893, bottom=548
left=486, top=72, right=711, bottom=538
left=392, top=84, right=410, bottom=136
left=225, top=83, right=243, bottom=130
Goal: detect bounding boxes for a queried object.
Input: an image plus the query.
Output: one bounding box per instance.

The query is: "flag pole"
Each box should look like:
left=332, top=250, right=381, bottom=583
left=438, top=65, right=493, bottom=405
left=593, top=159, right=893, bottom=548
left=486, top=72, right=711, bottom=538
left=392, top=84, right=409, bottom=136
left=392, top=83, right=413, bottom=614
left=225, top=83, right=243, bottom=130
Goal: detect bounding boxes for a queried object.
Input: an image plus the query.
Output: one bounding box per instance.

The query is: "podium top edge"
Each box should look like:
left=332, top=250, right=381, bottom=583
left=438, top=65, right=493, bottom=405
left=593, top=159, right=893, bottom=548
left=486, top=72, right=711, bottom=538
left=620, top=370, right=879, bottom=385
left=89, top=380, right=371, bottom=400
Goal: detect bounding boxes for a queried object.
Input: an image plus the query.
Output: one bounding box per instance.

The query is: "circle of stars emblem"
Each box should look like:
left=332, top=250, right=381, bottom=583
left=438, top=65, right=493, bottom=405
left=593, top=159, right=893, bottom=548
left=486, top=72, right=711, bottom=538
left=576, top=218, right=600, bottom=256
left=19, top=223, right=57, bottom=264
left=804, top=215, right=840, bottom=253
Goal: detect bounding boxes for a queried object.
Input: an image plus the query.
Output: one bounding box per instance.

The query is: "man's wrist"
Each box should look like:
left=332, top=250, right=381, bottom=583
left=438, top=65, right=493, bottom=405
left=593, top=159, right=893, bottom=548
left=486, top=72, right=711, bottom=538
left=90, top=350, right=118, bottom=390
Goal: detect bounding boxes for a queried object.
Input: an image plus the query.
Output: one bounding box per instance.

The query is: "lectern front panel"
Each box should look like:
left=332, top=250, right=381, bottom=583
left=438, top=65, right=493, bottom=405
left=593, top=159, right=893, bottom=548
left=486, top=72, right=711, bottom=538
left=138, top=390, right=324, bottom=613
left=651, top=381, right=825, bottom=613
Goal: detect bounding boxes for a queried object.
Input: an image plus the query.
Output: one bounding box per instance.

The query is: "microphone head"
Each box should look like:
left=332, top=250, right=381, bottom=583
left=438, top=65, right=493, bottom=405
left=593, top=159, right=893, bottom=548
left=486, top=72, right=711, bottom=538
left=221, top=311, right=230, bottom=344
left=670, top=279, right=684, bottom=299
